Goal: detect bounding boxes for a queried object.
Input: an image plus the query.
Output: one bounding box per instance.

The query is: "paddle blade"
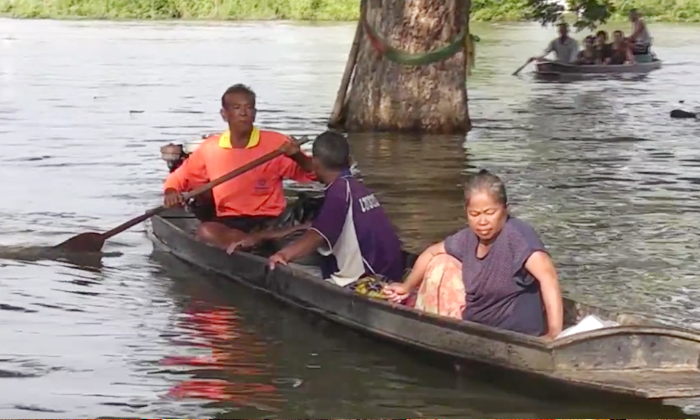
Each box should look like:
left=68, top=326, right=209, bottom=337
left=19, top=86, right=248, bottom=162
left=512, top=59, right=532, bottom=76
left=53, top=232, right=106, bottom=253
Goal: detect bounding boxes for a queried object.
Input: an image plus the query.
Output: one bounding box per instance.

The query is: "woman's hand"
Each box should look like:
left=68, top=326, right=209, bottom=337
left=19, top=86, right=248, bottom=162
left=382, top=282, right=412, bottom=303
left=541, top=331, right=560, bottom=341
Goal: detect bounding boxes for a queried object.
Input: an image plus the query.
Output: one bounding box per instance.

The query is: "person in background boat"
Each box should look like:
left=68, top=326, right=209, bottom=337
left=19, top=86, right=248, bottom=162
left=228, top=130, right=405, bottom=291
left=162, top=84, right=315, bottom=249
left=610, top=30, right=635, bottom=65
left=529, top=22, right=579, bottom=64
left=383, top=170, right=564, bottom=340
left=574, top=36, right=598, bottom=65
left=594, top=30, right=614, bottom=64
left=627, top=8, right=653, bottom=55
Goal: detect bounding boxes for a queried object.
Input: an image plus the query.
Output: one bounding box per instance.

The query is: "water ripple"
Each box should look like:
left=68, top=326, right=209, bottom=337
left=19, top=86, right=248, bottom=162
left=0, top=17, right=699, bottom=418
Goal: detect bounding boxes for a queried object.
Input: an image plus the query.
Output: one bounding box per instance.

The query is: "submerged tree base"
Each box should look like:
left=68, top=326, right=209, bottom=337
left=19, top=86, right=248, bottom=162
left=330, top=0, right=471, bottom=135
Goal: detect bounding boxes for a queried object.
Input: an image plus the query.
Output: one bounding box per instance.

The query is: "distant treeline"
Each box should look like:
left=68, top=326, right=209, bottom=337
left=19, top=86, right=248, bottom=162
left=1, top=0, right=699, bottom=22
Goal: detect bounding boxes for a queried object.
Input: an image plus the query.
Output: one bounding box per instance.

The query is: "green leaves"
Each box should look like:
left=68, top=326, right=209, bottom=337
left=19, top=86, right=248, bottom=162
left=525, top=0, right=616, bottom=30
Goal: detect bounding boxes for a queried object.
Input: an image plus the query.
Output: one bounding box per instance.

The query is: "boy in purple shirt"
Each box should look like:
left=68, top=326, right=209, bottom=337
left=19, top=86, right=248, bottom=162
left=227, top=130, right=405, bottom=287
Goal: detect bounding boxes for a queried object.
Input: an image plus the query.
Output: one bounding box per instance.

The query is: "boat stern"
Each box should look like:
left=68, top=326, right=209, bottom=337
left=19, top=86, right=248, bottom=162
left=549, top=325, right=700, bottom=398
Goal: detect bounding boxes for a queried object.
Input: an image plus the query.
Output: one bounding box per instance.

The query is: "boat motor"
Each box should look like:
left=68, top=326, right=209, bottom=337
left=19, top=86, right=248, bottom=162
left=159, top=142, right=216, bottom=221
left=160, top=143, right=189, bottom=173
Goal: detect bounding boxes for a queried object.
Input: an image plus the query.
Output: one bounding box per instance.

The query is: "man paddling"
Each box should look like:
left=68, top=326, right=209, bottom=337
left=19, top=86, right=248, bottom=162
left=530, top=22, right=579, bottom=64
left=627, top=8, right=653, bottom=55
left=163, top=84, right=315, bottom=249
left=227, top=130, right=405, bottom=289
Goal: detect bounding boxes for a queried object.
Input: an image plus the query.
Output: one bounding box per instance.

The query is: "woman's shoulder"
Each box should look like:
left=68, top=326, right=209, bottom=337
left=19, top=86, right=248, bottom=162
left=445, top=226, right=476, bottom=243
left=503, top=217, right=543, bottom=243
left=502, top=217, right=547, bottom=259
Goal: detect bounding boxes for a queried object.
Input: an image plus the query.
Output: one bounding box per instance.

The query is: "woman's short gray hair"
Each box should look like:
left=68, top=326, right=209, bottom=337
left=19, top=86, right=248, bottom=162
left=464, top=169, right=508, bottom=207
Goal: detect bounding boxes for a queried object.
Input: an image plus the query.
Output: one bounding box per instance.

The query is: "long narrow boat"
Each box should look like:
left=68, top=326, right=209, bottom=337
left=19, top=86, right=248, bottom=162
left=148, top=196, right=700, bottom=402
left=535, top=57, right=662, bottom=76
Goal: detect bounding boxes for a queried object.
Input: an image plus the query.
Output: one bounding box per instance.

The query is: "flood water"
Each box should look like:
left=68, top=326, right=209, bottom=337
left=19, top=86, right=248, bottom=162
left=1, top=18, right=700, bottom=418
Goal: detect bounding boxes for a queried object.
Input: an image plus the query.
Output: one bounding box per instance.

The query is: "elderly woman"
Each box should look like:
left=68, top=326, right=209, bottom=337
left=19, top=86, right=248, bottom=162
left=383, top=170, right=563, bottom=339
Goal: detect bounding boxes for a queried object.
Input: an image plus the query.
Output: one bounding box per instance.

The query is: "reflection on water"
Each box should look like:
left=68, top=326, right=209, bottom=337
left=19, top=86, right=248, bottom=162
left=1, top=17, right=700, bottom=417
left=0, top=244, right=121, bottom=270
left=160, top=276, right=283, bottom=412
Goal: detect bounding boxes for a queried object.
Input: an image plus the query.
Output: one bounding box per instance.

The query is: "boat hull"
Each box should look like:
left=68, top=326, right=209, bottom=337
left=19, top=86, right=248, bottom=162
left=149, top=208, right=700, bottom=401
left=535, top=59, right=662, bottom=75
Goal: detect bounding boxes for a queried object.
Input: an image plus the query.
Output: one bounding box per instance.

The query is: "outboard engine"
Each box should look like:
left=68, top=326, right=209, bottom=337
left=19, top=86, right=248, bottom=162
left=160, top=143, right=189, bottom=173
left=160, top=142, right=216, bottom=221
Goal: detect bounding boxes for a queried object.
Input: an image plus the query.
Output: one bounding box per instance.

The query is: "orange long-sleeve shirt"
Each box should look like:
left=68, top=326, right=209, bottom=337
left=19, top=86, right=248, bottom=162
left=163, top=128, right=315, bottom=217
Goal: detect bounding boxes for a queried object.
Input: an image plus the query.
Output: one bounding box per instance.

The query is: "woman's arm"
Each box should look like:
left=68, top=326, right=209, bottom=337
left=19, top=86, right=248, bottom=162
left=401, top=241, right=447, bottom=292
left=525, top=251, right=563, bottom=339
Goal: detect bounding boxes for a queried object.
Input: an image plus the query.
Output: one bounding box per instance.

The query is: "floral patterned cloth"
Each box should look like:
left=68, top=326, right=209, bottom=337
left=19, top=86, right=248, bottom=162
left=414, top=253, right=466, bottom=319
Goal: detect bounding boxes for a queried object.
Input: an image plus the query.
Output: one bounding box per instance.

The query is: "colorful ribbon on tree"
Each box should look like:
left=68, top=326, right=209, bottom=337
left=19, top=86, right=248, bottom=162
left=361, top=5, right=478, bottom=67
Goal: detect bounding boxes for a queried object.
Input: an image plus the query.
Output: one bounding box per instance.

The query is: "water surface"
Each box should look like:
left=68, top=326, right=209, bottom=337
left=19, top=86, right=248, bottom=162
left=1, top=18, right=700, bottom=418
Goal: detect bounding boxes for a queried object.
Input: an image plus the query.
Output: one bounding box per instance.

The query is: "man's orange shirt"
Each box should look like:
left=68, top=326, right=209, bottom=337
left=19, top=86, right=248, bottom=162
left=163, top=128, right=314, bottom=218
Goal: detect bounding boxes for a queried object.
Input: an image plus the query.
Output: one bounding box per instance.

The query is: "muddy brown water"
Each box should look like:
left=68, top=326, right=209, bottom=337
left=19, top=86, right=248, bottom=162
left=1, top=18, right=700, bottom=418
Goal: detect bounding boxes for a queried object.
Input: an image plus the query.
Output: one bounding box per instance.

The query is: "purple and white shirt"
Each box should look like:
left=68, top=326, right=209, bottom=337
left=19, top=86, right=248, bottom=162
left=310, top=170, right=405, bottom=287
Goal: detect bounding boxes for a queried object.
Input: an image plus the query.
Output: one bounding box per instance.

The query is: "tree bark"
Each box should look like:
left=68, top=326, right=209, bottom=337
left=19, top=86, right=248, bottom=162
left=328, top=17, right=363, bottom=129
left=341, top=0, right=471, bottom=134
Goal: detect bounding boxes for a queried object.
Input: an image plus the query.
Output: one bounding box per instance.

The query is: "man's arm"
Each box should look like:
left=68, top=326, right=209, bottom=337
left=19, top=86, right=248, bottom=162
left=531, top=41, right=554, bottom=61
left=163, top=144, right=209, bottom=193
left=268, top=181, right=348, bottom=267
left=288, top=150, right=313, bottom=173
left=629, top=20, right=645, bottom=41
left=569, top=40, right=579, bottom=62
left=272, top=229, right=325, bottom=263
left=277, top=138, right=316, bottom=182
left=256, top=223, right=311, bottom=241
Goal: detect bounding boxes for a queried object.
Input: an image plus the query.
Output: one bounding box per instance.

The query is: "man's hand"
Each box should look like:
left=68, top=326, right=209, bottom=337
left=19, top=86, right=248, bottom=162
left=278, top=139, right=301, bottom=157
left=164, top=189, right=186, bottom=208
left=226, top=234, right=261, bottom=254
left=268, top=251, right=290, bottom=270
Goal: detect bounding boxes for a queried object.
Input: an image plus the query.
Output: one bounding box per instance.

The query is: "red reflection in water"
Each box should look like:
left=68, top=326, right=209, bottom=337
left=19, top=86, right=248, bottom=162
left=160, top=304, right=283, bottom=409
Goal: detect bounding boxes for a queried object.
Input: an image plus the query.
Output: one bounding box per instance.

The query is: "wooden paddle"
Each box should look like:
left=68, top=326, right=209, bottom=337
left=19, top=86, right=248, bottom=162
left=53, top=135, right=311, bottom=253
left=512, top=58, right=534, bottom=76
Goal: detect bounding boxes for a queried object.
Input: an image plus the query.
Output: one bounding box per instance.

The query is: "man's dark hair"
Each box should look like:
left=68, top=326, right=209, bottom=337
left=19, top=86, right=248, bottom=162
left=312, top=130, right=351, bottom=171
left=221, top=84, right=256, bottom=108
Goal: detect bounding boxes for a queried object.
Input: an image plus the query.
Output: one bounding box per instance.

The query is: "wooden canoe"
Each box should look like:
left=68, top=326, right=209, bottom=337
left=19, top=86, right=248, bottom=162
left=535, top=58, right=662, bottom=75
left=148, top=198, right=700, bottom=401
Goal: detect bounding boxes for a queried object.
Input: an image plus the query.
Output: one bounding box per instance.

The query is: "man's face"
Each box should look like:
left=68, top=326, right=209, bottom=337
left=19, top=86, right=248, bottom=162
left=220, top=92, right=256, bottom=130
left=311, top=157, right=327, bottom=183
left=558, top=24, right=568, bottom=37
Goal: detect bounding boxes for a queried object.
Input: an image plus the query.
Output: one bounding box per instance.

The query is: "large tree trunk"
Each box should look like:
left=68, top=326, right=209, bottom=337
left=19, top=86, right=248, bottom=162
left=335, top=0, right=470, bottom=134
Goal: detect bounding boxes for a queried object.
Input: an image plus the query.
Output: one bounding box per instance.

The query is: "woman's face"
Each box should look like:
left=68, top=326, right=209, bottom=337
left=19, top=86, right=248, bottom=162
left=596, top=33, right=607, bottom=45
left=466, top=191, right=508, bottom=242
left=613, top=32, right=624, bottom=43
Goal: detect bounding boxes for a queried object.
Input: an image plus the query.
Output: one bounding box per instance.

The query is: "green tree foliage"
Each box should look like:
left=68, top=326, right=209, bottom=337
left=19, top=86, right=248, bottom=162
left=1, top=0, right=699, bottom=22
left=526, top=0, right=616, bottom=30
